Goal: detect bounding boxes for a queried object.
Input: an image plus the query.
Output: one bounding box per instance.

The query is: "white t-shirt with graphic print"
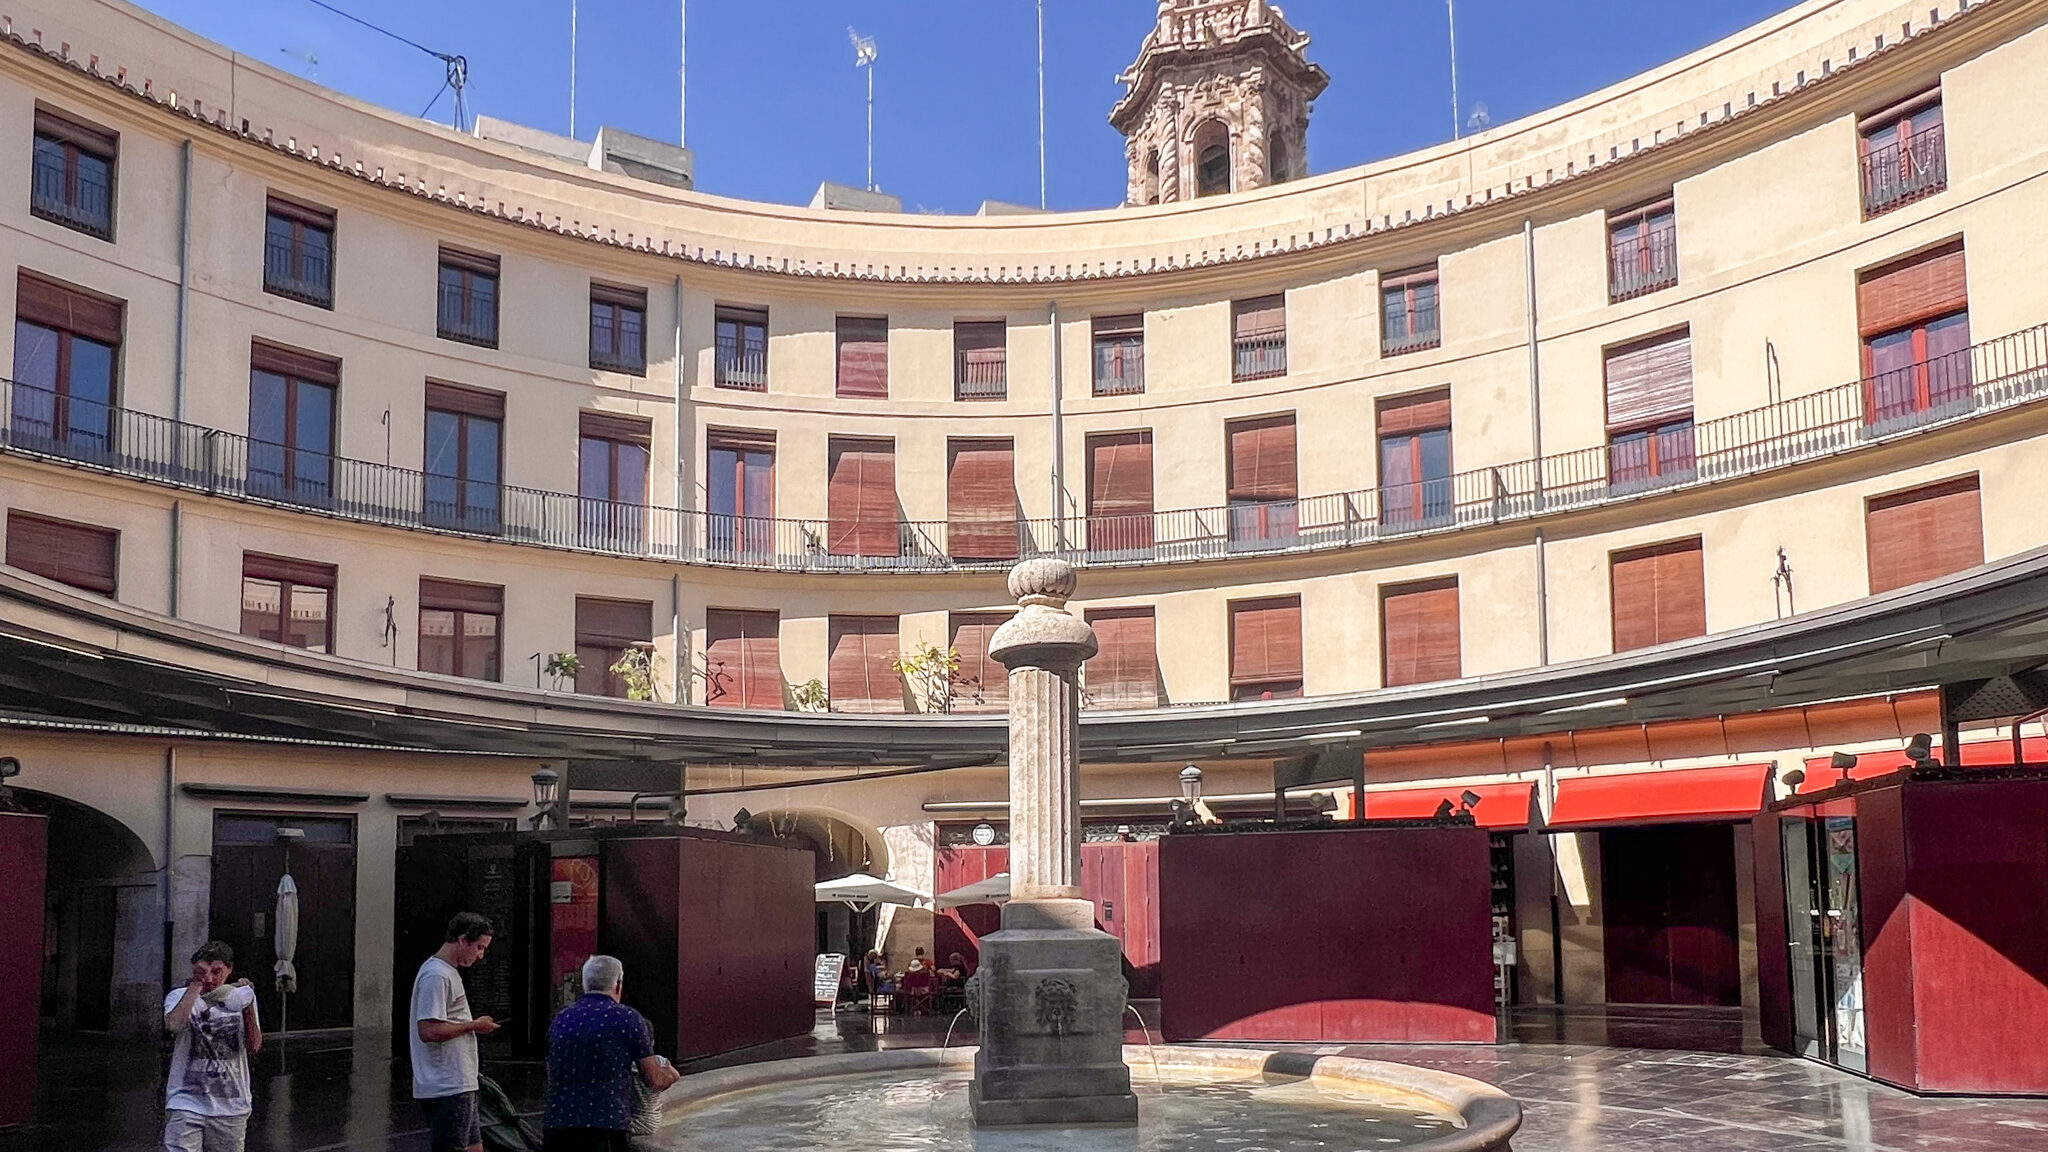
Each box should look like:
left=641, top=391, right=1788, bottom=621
left=164, top=984, right=259, bottom=1117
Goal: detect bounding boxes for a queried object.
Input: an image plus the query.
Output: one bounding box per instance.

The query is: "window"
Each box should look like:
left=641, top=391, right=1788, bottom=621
left=1860, top=88, right=1945, bottom=217
left=1381, top=577, right=1461, bottom=688
left=1141, top=149, right=1161, bottom=205
left=1194, top=121, right=1231, bottom=197
left=1603, top=329, right=1694, bottom=486
left=248, top=342, right=339, bottom=506
left=1608, top=195, right=1677, bottom=302
left=30, top=108, right=115, bottom=239
left=1232, top=295, right=1287, bottom=382
left=436, top=248, right=499, bottom=347
left=1381, top=265, right=1440, bottom=356
left=1084, top=607, right=1159, bottom=709
left=1086, top=431, right=1154, bottom=557
left=263, top=195, right=335, bottom=308
left=705, top=429, right=775, bottom=558
left=955, top=321, right=1008, bottom=400
left=1092, top=315, right=1145, bottom=395
left=704, top=608, right=781, bottom=709
left=12, top=271, right=121, bottom=462
left=589, top=283, right=647, bottom=375
left=1609, top=538, right=1705, bottom=653
left=828, top=615, right=902, bottom=713
left=574, top=597, right=652, bottom=697
left=947, top=438, right=1018, bottom=561
left=1858, top=241, right=1971, bottom=427
left=1377, top=389, right=1453, bottom=525
left=1865, top=475, right=1982, bottom=594
left=714, top=306, right=768, bottom=390
left=949, top=612, right=1011, bottom=712
left=5, top=510, right=116, bottom=595
left=826, top=437, right=898, bottom=557
left=1230, top=596, right=1302, bottom=700
left=1226, top=414, right=1298, bottom=545
left=578, top=412, right=651, bottom=550
left=418, top=577, right=502, bottom=681
left=241, top=554, right=335, bottom=653
left=835, top=316, right=888, bottom=398
left=423, top=382, right=503, bottom=533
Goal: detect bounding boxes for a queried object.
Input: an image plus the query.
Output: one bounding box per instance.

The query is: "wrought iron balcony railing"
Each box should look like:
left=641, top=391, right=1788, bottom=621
left=1862, top=123, right=1947, bottom=217
left=3, top=323, right=2044, bottom=574
left=1609, top=226, right=1679, bottom=302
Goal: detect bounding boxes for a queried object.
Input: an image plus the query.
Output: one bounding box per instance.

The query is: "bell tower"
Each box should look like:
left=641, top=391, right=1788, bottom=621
left=1110, top=0, right=1329, bottom=205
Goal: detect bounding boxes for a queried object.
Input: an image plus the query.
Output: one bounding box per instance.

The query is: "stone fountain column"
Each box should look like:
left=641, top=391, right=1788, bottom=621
left=970, top=558, right=1139, bottom=1126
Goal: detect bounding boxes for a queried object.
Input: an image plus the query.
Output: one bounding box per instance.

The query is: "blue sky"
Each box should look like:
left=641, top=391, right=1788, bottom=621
left=136, top=0, right=1791, bottom=213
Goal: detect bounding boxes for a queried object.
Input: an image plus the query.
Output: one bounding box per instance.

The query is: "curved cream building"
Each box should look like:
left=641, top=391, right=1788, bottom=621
left=6, top=0, right=2048, bottom=1035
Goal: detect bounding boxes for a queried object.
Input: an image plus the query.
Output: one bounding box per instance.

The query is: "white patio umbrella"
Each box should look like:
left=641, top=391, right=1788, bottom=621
left=934, top=872, right=1011, bottom=909
left=273, top=873, right=299, bottom=1033
left=813, top=872, right=926, bottom=914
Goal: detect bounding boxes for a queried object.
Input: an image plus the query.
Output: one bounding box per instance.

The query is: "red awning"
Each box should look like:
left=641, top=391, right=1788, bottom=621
left=1547, top=763, right=1772, bottom=828
left=1797, top=736, right=2048, bottom=792
left=1359, top=782, right=1535, bottom=829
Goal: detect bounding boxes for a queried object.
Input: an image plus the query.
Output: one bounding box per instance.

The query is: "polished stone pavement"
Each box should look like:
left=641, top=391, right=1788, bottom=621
left=8, top=1004, right=2048, bottom=1150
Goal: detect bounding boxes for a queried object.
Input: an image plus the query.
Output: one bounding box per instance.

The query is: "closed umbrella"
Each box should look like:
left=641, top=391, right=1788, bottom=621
left=273, top=873, right=299, bottom=1034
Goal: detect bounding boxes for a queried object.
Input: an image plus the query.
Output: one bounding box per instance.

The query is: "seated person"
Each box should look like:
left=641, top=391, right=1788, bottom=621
left=940, top=952, right=971, bottom=986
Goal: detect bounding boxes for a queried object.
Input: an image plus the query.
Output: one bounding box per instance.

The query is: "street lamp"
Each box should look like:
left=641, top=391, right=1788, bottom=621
left=1179, top=764, right=1203, bottom=804
left=530, top=766, right=560, bottom=831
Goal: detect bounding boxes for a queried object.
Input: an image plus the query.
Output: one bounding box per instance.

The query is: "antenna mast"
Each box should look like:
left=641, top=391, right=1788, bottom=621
left=1037, top=0, right=1048, bottom=209
left=1447, top=0, right=1462, bottom=140
left=850, top=28, right=878, bottom=190
left=302, top=0, right=470, bottom=131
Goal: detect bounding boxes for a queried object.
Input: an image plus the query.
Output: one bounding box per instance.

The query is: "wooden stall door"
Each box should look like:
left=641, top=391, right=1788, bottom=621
left=1600, top=824, right=1742, bottom=1006
left=209, top=813, right=358, bottom=1031
left=935, top=845, right=1008, bottom=969
left=0, top=813, right=48, bottom=1128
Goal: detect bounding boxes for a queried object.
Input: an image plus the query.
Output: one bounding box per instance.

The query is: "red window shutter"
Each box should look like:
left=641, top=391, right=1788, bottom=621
left=1376, top=388, right=1452, bottom=436
left=243, top=552, right=337, bottom=589
left=1866, top=474, right=1983, bottom=594
left=579, top=411, right=653, bottom=446
left=1232, top=295, right=1286, bottom=338
left=15, top=271, right=124, bottom=345
left=705, top=608, right=782, bottom=709
left=1603, top=329, right=1693, bottom=430
left=836, top=316, right=889, bottom=398
left=250, top=340, right=342, bottom=387
left=5, top=510, right=116, bottom=595
left=425, top=379, right=505, bottom=420
left=1857, top=241, right=1968, bottom=337
left=950, top=612, right=1012, bottom=712
left=575, top=597, right=652, bottom=648
left=828, top=615, right=902, bottom=713
left=1610, top=538, right=1706, bottom=652
left=1229, top=597, right=1303, bottom=687
left=1382, top=578, right=1461, bottom=687
left=947, top=438, right=1018, bottom=560
left=1084, top=607, right=1159, bottom=709
left=827, top=437, right=898, bottom=557
left=1086, top=431, right=1154, bottom=552
left=1226, top=415, right=1298, bottom=500
left=419, top=577, right=502, bottom=615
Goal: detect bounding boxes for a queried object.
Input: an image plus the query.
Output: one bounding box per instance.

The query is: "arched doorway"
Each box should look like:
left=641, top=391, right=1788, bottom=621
left=1142, top=148, right=1161, bottom=204
left=743, top=808, right=887, bottom=962
left=12, top=788, right=157, bottom=1036
left=1193, top=121, right=1232, bottom=197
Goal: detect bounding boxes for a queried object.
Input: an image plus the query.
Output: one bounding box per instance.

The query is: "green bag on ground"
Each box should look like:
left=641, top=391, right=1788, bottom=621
left=476, top=1073, right=542, bottom=1152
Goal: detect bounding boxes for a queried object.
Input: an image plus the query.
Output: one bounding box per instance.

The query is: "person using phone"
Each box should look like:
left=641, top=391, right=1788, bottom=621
left=161, top=940, right=262, bottom=1151
left=411, top=912, right=501, bottom=1152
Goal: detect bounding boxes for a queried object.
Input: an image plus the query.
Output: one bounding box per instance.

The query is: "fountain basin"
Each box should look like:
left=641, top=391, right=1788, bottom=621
left=655, top=1044, right=1520, bottom=1150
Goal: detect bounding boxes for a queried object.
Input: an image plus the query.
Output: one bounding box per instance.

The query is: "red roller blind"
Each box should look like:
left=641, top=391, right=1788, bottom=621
left=1866, top=474, right=1983, bottom=594
left=1227, top=415, right=1297, bottom=500
left=1084, top=607, right=1159, bottom=709
left=419, top=577, right=501, bottom=614
left=705, top=608, right=782, bottom=709
left=1233, top=295, right=1286, bottom=338
left=579, top=411, right=652, bottom=446
left=827, top=437, right=898, bottom=557
left=1376, top=388, right=1452, bottom=435
left=1229, top=596, right=1302, bottom=686
left=424, top=379, right=504, bottom=420
left=1858, top=241, right=1968, bottom=336
left=243, top=552, right=336, bottom=588
left=828, top=615, right=902, bottom=713
left=836, top=316, right=889, bottom=398
left=1604, top=329, right=1693, bottom=430
left=1610, top=537, right=1706, bottom=652
left=15, top=271, right=123, bottom=345
left=5, top=510, right=116, bottom=595
left=950, top=612, right=1012, bottom=711
left=575, top=597, right=652, bottom=647
left=1382, top=577, right=1461, bottom=687
left=947, top=438, right=1018, bottom=560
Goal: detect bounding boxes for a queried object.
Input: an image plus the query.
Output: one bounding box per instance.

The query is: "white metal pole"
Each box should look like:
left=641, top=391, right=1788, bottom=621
left=570, top=0, right=579, bottom=139
left=867, top=62, right=875, bottom=190
left=1037, top=0, right=1047, bottom=209
left=679, top=0, right=687, bottom=146
left=1447, top=0, right=1461, bottom=140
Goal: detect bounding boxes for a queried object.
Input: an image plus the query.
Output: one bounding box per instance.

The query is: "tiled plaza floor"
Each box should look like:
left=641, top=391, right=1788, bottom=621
left=7, top=1004, right=2048, bottom=1150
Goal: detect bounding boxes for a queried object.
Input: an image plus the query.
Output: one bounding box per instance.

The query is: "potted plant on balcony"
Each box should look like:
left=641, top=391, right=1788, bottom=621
left=542, top=651, right=582, bottom=691
left=889, top=642, right=963, bottom=714
left=789, top=678, right=830, bottom=713
left=608, top=645, right=662, bottom=702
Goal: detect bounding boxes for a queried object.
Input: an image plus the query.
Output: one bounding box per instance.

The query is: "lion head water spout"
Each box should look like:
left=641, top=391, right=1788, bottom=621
left=967, top=558, right=1139, bottom=1126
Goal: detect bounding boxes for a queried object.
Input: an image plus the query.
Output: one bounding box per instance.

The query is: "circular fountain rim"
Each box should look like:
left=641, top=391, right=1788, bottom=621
left=660, top=1044, right=1521, bottom=1151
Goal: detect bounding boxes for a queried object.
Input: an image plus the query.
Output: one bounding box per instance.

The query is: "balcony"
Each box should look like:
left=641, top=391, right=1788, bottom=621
left=715, top=334, right=768, bottom=391
left=956, top=354, right=1008, bottom=401
left=1233, top=332, right=1287, bottom=382
left=1609, top=227, right=1679, bottom=302
left=1382, top=310, right=1441, bottom=357
left=263, top=236, right=333, bottom=309
left=30, top=149, right=113, bottom=240
left=2, top=323, right=2043, bottom=575
left=1862, top=123, right=1947, bottom=217
left=1093, top=343, right=1145, bottom=396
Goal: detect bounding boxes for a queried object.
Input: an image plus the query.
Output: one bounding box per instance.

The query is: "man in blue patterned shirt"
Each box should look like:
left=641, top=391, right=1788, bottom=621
left=541, top=955, right=679, bottom=1152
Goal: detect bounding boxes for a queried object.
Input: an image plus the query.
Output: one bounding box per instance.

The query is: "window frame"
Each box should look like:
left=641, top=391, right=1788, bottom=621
left=240, top=552, right=337, bottom=653
left=262, top=194, right=336, bottom=308
left=1090, top=315, right=1145, bottom=396
left=417, top=577, right=503, bottom=681
left=12, top=272, right=123, bottom=462
left=423, top=381, right=505, bottom=534
left=705, top=428, right=776, bottom=558
left=29, top=107, right=117, bottom=240
left=247, top=341, right=340, bottom=506
left=1607, top=194, right=1678, bottom=302
left=1230, top=296, right=1288, bottom=383
left=953, top=320, right=1009, bottom=401
left=589, top=282, right=648, bottom=375
left=714, top=306, right=769, bottom=390
left=1380, top=266, right=1441, bottom=356
left=435, top=247, right=501, bottom=348
left=1858, top=88, right=1946, bottom=218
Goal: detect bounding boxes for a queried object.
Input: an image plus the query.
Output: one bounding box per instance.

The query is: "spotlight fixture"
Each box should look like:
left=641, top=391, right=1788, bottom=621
left=1781, top=767, right=1807, bottom=790
left=1458, top=789, right=1483, bottom=812
left=1904, top=733, right=1938, bottom=769
left=1433, top=798, right=1455, bottom=819
left=732, top=806, right=754, bottom=832
left=1830, top=751, right=1858, bottom=782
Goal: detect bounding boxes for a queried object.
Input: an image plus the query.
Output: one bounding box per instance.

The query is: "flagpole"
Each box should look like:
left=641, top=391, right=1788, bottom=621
left=867, top=54, right=875, bottom=189
left=570, top=0, right=579, bottom=139
left=679, top=0, right=687, bottom=147
left=1447, top=0, right=1461, bottom=140
left=1037, top=0, right=1048, bottom=209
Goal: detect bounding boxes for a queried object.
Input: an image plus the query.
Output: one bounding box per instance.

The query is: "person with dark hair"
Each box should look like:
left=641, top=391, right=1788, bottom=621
left=162, top=940, right=262, bottom=1151
left=411, top=912, right=501, bottom=1152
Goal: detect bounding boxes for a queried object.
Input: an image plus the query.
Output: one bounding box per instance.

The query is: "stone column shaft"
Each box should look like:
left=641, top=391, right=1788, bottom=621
left=1006, top=662, right=1083, bottom=901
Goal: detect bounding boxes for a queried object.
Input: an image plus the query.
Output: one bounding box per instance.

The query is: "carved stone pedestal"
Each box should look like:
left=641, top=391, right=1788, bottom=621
left=969, top=899, right=1138, bottom=1126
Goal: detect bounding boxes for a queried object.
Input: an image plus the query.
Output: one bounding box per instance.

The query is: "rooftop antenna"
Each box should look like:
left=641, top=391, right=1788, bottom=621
left=1447, top=0, right=1462, bottom=140
left=279, top=47, right=319, bottom=80
left=570, top=0, right=579, bottom=139
left=679, top=0, right=687, bottom=147
left=1037, top=0, right=1048, bottom=209
left=302, top=0, right=469, bottom=131
left=850, top=27, right=878, bottom=190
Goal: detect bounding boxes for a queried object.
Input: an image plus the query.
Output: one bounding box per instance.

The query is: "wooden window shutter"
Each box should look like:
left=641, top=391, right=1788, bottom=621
left=438, top=246, right=499, bottom=276
left=5, top=510, right=117, bottom=595
left=828, top=615, right=902, bottom=713
left=947, top=438, right=1018, bottom=560
left=1084, top=607, right=1159, bottom=709
left=1092, top=314, right=1143, bottom=340
left=243, top=552, right=336, bottom=589
left=34, top=107, right=118, bottom=156
left=579, top=411, right=652, bottom=446
left=1376, top=388, right=1452, bottom=436
left=1233, top=295, right=1286, bottom=338
left=1858, top=241, right=1968, bottom=336
left=1609, top=538, right=1706, bottom=652
left=950, top=612, right=1012, bottom=710
left=1086, top=431, right=1154, bottom=550
left=419, top=577, right=502, bottom=615
left=1382, top=577, right=1461, bottom=687
left=424, top=380, right=505, bottom=420
left=250, top=340, right=341, bottom=386
left=589, top=282, right=647, bottom=310
left=827, top=437, right=897, bottom=556
left=15, top=271, right=124, bottom=345
left=1603, top=329, right=1693, bottom=430
left=1866, top=474, right=1983, bottom=594
left=266, top=193, right=336, bottom=229
left=1226, top=415, right=1298, bottom=500
left=835, top=316, right=889, bottom=398
left=1229, top=596, right=1303, bottom=686
left=705, top=608, right=782, bottom=709
left=575, top=597, right=652, bottom=648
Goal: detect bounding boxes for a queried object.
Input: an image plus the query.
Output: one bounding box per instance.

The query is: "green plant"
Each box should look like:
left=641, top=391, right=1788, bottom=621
left=609, top=646, right=662, bottom=702
left=889, top=642, right=963, bottom=714
left=542, top=651, right=582, bottom=690
left=789, top=677, right=830, bottom=713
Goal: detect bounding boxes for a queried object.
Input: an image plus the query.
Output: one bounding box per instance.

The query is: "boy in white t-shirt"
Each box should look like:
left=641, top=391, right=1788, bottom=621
left=161, top=940, right=263, bottom=1152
